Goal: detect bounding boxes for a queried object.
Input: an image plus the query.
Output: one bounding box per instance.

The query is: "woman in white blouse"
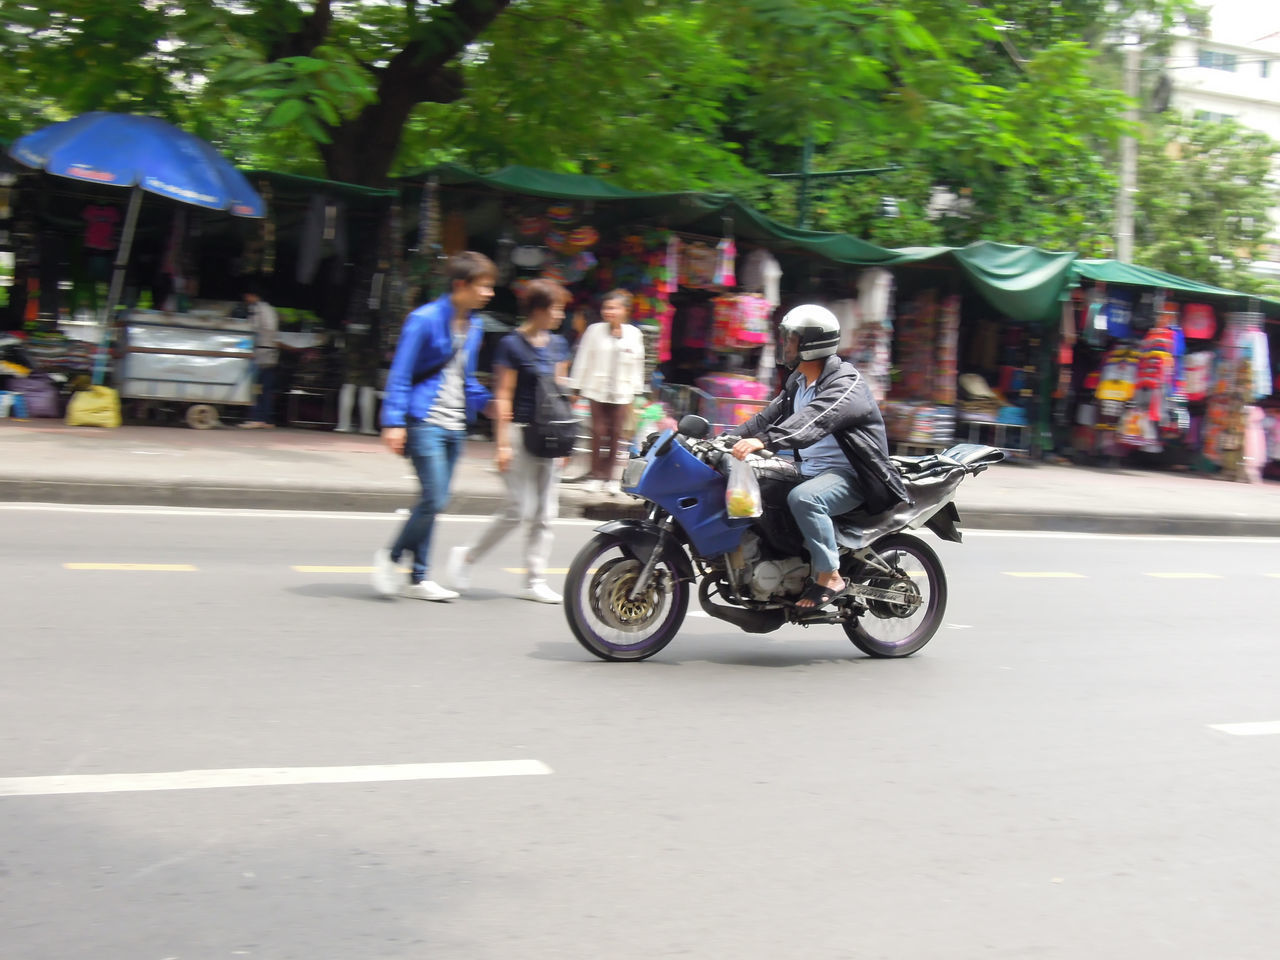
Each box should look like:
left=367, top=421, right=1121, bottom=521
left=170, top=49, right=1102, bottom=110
left=569, top=289, right=646, bottom=495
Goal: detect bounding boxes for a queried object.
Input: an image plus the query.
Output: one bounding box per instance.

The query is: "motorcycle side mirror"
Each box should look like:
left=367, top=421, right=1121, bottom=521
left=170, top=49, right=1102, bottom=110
left=678, top=414, right=711, bottom=439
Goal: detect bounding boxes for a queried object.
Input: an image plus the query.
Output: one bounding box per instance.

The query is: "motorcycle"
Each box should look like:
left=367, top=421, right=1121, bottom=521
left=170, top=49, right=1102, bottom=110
left=563, top=414, right=1005, bottom=662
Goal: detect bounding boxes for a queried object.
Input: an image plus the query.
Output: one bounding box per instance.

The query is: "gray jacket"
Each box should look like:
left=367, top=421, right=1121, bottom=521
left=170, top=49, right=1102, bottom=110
left=730, top=356, right=909, bottom=515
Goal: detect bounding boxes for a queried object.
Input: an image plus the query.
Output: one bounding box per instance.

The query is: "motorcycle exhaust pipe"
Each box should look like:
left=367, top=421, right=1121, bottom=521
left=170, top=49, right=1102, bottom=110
left=698, top=581, right=787, bottom=634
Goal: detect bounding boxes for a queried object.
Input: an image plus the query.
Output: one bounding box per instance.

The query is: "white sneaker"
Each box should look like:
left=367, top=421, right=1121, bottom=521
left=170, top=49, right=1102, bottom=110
left=605, top=480, right=622, bottom=497
left=371, top=549, right=401, bottom=597
left=446, top=545, right=474, bottom=592
left=520, top=580, right=562, bottom=604
left=581, top=479, right=603, bottom=496
left=404, top=580, right=459, bottom=602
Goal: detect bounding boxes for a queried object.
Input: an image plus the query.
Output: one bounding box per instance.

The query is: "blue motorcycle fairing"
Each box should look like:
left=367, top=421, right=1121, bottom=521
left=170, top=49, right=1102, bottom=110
left=622, top=431, right=752, bottom=558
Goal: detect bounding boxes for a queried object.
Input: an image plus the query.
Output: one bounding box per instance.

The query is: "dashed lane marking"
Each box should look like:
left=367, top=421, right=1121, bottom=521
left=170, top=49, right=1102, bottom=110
left=1002, top=572, right=1088, bottom=578
left=1145, top=573, right=1224, bottom=579
left=0, top=760, right=553, bottom=798
left=63, top=563, right=197, bottom=572
left=1208, top=721, right=1280, bottom=737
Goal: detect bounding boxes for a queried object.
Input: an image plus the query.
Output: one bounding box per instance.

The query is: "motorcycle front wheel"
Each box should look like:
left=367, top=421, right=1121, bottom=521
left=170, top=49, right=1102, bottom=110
left=844, top=533, right=947, bottom=658
left=564, top=533, right=691, bottom=661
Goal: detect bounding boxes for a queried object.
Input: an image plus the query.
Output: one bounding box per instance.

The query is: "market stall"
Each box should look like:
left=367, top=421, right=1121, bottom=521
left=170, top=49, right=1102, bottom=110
left=1063, top=260, right=1279, bottom=481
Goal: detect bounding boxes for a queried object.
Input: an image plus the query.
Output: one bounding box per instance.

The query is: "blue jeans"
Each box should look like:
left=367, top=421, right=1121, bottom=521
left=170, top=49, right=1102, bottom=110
left=786, top=469, right=864, bottom=574
left=389, top=423, right=464, bottom=583
left=249, top=365, right=277, bottom=423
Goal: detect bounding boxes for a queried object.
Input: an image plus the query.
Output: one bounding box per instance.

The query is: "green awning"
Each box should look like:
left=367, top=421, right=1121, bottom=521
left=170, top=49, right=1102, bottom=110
left=399, top=164, right=1077, bottom=323
left=245, top=169, right=400, bottom=202
left=1071, top=259, right=1280, bottom=314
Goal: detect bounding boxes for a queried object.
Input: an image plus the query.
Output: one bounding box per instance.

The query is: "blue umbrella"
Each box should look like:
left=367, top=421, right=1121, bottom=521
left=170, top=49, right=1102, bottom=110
left=8, top=112, right=266, bottom=381
left=10, top=111, right=264, bottom=217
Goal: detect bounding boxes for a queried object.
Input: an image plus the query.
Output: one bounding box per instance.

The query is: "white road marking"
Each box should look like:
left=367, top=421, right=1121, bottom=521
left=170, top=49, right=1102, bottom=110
left=963, top=529, right=1280, bottom=545
left=5, top=504, right=1278, bottom=540
left=0, top=760, right=553, bottom=798
left=1208, top=721, right=1280, bottom=737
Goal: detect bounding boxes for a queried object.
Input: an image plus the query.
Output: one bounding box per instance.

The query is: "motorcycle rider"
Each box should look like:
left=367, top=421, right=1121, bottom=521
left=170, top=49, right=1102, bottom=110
left=727, top=304, right=908, bottom=609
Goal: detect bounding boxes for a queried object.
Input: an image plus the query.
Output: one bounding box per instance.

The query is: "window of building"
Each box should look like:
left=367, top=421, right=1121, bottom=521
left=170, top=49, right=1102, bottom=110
left=1197, top=48, right=1238, bottom=71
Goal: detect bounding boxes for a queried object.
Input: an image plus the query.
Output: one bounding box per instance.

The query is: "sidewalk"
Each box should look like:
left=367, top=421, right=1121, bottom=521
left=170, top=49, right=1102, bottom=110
left=2, top=419, right=1279, bottom=536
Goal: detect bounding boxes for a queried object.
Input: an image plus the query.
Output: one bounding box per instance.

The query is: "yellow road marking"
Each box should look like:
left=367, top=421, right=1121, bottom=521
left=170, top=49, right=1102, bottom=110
left=1002, top=572, right=1087, bottom=578
left=64, top=563, right=197, bottom=572
left=1145, top=573, right=1223, bottom=579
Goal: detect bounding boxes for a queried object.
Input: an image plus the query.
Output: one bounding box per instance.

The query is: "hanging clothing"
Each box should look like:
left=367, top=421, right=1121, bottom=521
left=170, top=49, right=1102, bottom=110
left=296, top=195, right=349, bottom=285
left=740, top=248, right=782, bottom=306
left=714, top=237, right=737, bottom=287
left=856, top=268, right=893, bottom=326
left=82, top=205, right=120, bottom=251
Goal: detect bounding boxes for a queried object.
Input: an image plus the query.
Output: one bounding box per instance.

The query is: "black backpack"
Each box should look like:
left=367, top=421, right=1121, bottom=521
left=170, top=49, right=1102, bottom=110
left=518, top=337, right=578, bottom=459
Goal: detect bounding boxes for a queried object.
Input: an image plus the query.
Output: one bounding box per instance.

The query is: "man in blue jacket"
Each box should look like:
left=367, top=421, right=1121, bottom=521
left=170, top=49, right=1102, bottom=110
left=372, top=252, right=495, bottom=601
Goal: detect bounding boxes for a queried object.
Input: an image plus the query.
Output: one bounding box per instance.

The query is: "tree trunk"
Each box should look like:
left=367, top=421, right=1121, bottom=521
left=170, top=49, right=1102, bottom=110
left=314, top=0, right=514, bottom=186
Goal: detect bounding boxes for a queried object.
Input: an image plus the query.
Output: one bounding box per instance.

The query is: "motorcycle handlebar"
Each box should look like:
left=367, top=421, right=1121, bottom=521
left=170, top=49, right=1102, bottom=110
left=707, top=435, right=774, bottom=460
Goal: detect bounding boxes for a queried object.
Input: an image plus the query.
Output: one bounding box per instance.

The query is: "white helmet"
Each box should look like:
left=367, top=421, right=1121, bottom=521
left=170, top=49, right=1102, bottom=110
left=780, top=304, right=840, bottom=362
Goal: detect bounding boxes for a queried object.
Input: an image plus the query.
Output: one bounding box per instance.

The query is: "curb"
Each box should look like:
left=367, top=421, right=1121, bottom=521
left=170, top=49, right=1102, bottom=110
left=2, top=478, right=1277, bottom=538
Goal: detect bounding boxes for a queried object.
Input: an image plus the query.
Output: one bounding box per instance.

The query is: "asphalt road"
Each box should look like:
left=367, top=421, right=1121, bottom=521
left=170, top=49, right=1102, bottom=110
left=2, top=504, right=1280, bottom=960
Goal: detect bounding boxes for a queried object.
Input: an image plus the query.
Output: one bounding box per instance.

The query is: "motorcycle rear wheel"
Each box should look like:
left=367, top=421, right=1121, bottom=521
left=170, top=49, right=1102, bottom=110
left=564, top=533, right=691, bottom=662
left=844, top=533, right=947, bottom=658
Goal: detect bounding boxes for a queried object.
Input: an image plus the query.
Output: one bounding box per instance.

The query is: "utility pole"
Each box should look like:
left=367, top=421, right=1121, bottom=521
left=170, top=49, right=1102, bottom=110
left=1116, top=40, right=1141, bottom=262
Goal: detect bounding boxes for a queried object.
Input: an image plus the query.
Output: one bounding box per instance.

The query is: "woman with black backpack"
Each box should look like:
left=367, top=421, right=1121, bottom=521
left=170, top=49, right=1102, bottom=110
left=446, top=279, right=572, bottom=604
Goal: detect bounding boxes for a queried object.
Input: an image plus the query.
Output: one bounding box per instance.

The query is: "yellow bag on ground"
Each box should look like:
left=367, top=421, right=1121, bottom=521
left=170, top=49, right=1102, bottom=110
left=65, top=385, right=122, bottom=428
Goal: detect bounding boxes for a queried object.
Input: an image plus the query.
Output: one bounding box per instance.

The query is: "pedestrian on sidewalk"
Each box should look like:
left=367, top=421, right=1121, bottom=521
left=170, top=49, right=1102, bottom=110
left=371, top=252, right=495, bottom=601
left=447, top=279, right=570, bottom=604
left=239, top=284, right=280, bottom=429
left=568, top=289, right=646, bottom=496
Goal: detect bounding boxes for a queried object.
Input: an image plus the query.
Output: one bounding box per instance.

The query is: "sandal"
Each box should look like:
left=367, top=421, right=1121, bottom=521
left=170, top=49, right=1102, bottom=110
left=796, top=578, right=849, bottom=609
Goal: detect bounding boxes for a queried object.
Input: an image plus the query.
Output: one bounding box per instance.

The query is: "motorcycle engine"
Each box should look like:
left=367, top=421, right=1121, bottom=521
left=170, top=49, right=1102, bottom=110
left=734, top=531, right=810, bottom=601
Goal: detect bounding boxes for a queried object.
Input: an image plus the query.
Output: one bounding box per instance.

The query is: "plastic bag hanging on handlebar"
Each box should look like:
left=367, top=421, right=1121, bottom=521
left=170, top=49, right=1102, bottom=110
left=725, top=456, right=763, bottom=518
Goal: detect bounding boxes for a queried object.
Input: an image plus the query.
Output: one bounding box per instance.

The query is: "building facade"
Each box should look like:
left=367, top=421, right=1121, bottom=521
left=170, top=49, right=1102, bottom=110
left=1165, top=6, right=1280, bottom=279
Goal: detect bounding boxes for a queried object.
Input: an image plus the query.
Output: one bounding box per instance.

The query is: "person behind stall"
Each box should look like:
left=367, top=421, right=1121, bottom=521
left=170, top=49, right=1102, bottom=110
left=726, top=304, right=908, bottom=609
left=371, top=252, right=496, bottom=601
left=446, top=279, right=571, bottom=604
left=239, top=285, right=280, bottom=429
left=568, top=288, right=646, bottom=495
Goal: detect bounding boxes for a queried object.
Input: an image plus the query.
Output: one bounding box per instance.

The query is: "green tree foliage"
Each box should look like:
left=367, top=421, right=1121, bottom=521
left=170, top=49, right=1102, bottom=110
left=1135, top=114, right=1280, bottom=295
left=0, top=0, right=1231, bottom=275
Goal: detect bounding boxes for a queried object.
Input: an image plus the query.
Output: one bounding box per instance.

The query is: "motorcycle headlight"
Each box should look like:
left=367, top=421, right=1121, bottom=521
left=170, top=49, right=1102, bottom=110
left=622, top=457, right=646, bottom=488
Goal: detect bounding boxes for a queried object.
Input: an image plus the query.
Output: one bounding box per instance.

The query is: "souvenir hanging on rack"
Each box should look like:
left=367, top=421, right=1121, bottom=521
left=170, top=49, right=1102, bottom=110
left=714, top=217, right=736, bottom=287
left=259, top=179, right=276, bottom=275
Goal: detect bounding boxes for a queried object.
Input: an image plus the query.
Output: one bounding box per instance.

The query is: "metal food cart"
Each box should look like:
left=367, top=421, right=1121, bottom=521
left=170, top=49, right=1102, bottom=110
left=119, top=309, right=256, bottom=428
